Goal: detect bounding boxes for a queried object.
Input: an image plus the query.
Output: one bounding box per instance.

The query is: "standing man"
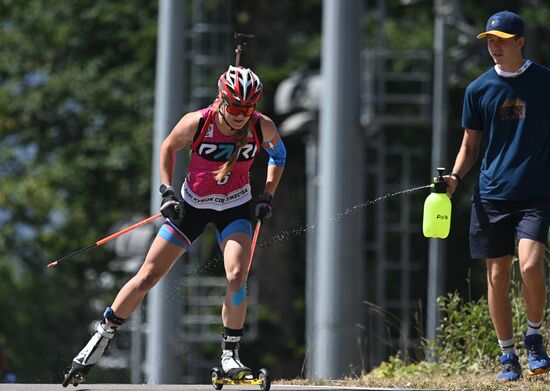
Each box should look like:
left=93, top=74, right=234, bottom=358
left=445, top=10, right=550, bottom=382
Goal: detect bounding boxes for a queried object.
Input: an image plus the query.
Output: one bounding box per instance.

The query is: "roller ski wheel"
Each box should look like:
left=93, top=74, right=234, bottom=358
left=211, top=367, right=224, bottom=390
left=210, top=366, right=271, bottom=391
left=62, top=367, right=86, bottom=388
left=259, top=368, right=271, bottom=391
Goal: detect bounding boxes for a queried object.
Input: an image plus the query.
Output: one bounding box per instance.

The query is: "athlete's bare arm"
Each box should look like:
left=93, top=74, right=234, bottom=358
left=160, top=111, right=203, bottom=186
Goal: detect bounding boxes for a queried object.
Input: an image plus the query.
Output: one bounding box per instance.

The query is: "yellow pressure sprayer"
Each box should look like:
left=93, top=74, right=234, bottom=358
left=423, top=167, right=452, bottom=239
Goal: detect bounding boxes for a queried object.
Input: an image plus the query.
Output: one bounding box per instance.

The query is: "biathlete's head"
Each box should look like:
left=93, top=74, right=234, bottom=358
left=216, top=65, right=264, bottom=131
left=212, top=66, right=264, bottom=181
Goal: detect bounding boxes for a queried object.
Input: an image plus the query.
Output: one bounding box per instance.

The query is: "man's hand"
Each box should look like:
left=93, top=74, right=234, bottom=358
left=444, top=173, right=461, bottom=197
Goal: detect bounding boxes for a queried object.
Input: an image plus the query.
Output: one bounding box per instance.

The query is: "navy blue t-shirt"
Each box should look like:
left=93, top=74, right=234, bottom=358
left=462, top=62, right=550, bottom=200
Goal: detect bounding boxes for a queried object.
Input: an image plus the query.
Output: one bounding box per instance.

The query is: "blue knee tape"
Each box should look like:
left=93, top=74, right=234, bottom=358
left=231, top=282, right=247, bottom=306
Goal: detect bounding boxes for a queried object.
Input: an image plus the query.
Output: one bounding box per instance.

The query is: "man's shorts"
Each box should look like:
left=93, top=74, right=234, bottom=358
left=157, top=201, right=252, bottom=249
left=469, top=196, right=550, bottom=259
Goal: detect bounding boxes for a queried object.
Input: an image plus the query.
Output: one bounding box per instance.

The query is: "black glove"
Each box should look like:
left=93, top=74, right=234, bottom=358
left=255, top=192, right=273, bottom=221
left=160, top=189, right=184, bottom=220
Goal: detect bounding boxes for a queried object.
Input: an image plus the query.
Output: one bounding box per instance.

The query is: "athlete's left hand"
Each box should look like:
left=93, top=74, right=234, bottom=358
left=255, top=192, right=273, bottom=221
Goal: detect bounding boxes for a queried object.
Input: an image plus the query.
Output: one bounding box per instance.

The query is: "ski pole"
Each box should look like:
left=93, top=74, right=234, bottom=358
left=47, top=212, right=163, bottom=269
left=247, top=219, right=262, bottom=273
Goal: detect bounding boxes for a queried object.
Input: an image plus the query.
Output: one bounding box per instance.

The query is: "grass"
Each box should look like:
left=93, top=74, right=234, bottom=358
left=278, top=371, right=550, bottom=390
left=276, top=265, right=550, bottom=391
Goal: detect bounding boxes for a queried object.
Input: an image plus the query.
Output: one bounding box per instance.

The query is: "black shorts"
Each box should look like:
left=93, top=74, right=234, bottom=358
left=157, top=201, right=252, bottom=249
left=469, top=196, right=550, bottom=259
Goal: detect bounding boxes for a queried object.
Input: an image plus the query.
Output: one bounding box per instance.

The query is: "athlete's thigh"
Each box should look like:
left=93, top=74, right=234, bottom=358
left=221, top=232, right=252, bottom=271
left=158, top=200, right=211, bottom=249
left=213, top=203, right=252, bottom=270
left=137, top=234, right=186, bottom=278
left=148, top=202, right=211, bottom=275
left=214, top=203, right=252, bottom=252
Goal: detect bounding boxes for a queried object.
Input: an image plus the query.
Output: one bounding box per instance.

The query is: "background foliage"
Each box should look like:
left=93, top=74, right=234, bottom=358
left=0, top=0, right=157, bottom=382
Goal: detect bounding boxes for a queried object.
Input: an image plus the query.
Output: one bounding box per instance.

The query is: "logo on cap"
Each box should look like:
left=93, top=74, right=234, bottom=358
left=476, top=11, right=524, bottom=40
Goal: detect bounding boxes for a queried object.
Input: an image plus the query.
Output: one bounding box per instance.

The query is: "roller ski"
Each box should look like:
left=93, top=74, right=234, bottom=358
left=62, top=307, right=124, bottom=387
left=211, top=327, right=271, bottom=390
left=62, top=363, right=90, bottom=388
left=211, top=367, right=271, bottom=391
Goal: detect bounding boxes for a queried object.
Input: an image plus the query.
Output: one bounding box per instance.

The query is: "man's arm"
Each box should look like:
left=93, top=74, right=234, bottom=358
left=445, top=128, right=482, bottom=196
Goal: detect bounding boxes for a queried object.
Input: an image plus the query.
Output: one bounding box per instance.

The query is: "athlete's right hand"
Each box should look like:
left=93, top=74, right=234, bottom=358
left=160, top=189, right=184, bottom=220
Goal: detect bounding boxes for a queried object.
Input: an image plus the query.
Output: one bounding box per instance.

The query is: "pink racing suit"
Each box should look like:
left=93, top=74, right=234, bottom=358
left=181, top=107, right=261, bottom=211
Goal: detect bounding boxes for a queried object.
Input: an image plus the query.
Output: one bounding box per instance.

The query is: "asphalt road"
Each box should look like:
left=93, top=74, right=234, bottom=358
left=0, top=384, right=435, bottom=391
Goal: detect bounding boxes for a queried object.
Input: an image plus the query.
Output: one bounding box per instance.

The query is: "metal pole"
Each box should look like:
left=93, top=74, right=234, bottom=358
left=130, top=305, right=143, bottom=383
left=305, top=132, right=318, bottom=376
left=310, top=0, right=364, bottom=379
left=427, top=0, right=448, bottom=350
left=147, top=0, right=186, bottom=383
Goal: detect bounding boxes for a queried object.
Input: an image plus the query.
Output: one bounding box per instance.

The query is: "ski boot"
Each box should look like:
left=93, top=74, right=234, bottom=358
left=220, top=346, right=252, bottom=380
left=211, top=367, right=271, bottom=391
left=62, top=307, right=124, bottom=387
left=219, top=328, right=251, bottom=379
left=210, top=328, right=271, bottom=390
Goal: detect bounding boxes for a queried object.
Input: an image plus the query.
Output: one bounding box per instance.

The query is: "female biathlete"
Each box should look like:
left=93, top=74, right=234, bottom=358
left=63, top=65, right=286, bottom=386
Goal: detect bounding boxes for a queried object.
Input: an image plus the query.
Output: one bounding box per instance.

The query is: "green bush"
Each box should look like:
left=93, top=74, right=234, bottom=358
left=429, top=283, right=550, bottom=373
left=429, top=292, right=498, bottom=372
left=371, top=257, right=550, bottom=378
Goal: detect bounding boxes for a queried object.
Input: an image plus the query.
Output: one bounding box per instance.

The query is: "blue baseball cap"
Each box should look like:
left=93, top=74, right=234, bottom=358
left=476, top=10, right=524, bottom=39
